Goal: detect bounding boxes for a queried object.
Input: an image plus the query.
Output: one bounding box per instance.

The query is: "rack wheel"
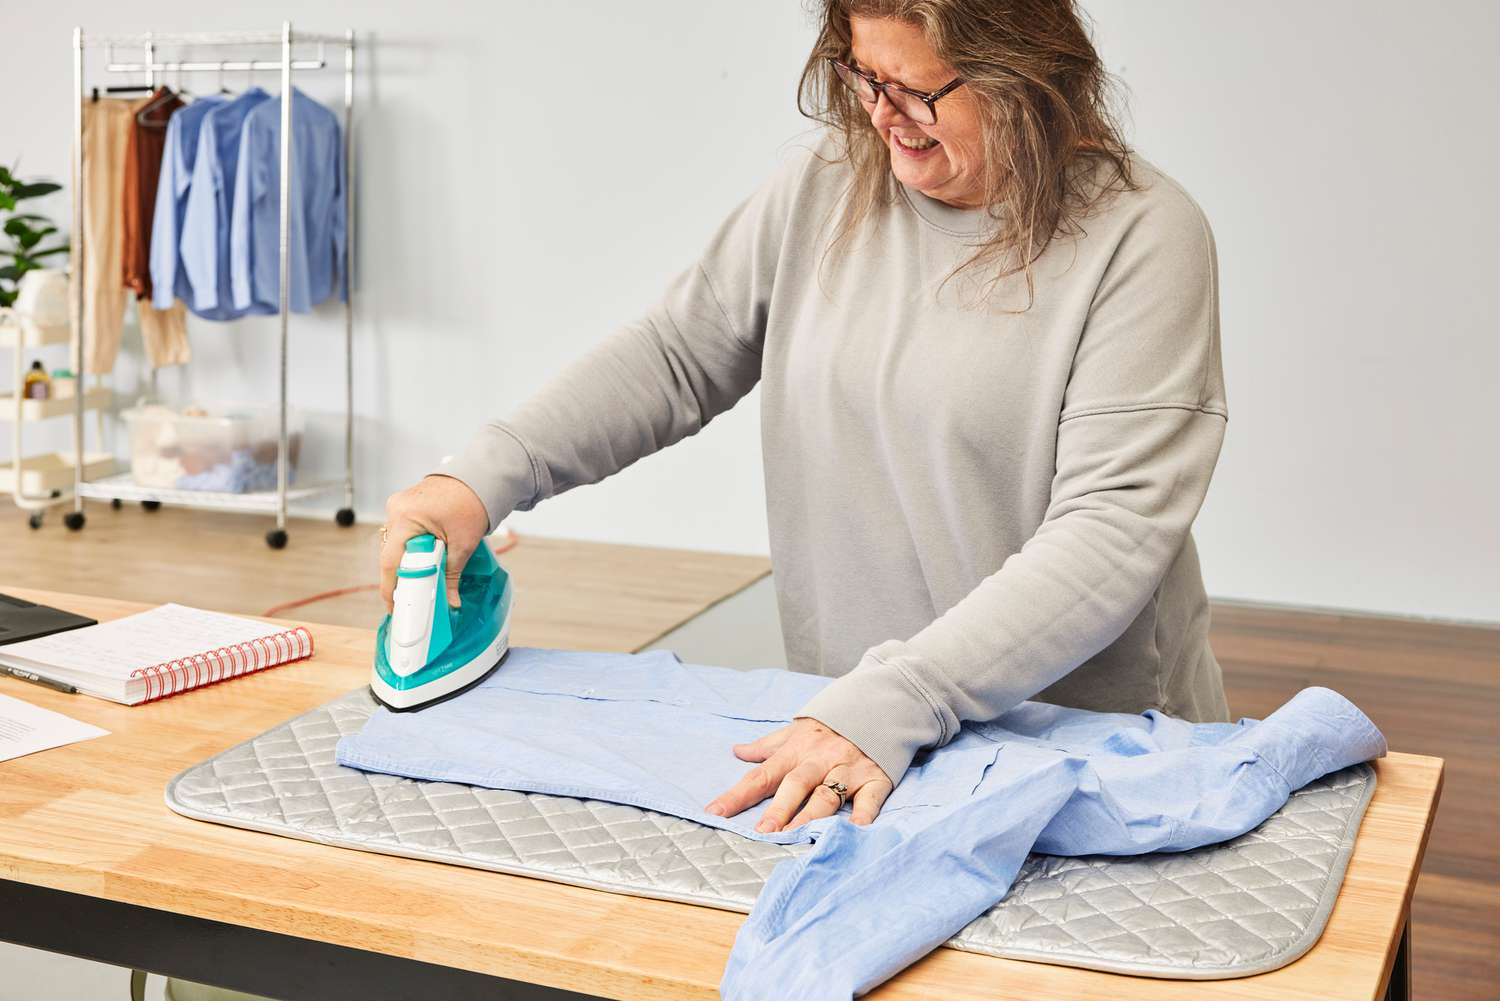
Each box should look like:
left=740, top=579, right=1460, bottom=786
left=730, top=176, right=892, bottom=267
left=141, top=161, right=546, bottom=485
left=28, top=513, right=43, bottom=530
left=63, top=511, right=86, bottom=531
left=141, top=500, right=161, bottom=512
left=335, top=507, right=356, bottom=527
left=266, top=529, right=289, bottom=550
left=111, top=498, right=122, bottom=509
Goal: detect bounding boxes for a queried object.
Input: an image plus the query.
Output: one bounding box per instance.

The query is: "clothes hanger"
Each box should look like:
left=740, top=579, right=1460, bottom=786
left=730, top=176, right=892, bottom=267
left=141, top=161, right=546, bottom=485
left=135, top=85, right=179, bottom=126
left=170, top=63, right=194, bottom=105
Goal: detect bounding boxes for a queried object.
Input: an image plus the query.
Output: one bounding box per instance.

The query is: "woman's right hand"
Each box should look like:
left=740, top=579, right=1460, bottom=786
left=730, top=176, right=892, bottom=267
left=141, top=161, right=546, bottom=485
left=380, top=474, right=492, bottom=612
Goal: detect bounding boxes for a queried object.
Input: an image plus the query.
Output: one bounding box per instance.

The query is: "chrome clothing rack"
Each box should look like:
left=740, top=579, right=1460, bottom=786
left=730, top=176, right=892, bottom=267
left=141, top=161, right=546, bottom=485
left=67, top=23, right=357, bottom=548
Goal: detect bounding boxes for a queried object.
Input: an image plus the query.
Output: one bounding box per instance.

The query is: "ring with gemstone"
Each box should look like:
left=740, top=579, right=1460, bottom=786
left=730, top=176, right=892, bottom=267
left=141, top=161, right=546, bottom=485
left=822, top=779, right=849, bottom=806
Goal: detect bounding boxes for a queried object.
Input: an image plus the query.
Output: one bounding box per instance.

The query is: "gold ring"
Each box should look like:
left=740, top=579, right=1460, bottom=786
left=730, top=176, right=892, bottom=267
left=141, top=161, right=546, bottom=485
left=822, top=780, right=849, bottom=806
left=379, top=524, right=389, bottom=546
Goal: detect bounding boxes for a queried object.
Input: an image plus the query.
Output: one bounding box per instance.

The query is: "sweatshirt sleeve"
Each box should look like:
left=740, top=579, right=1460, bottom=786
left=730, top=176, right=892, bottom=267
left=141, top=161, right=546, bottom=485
left=793, top=182, right=1230, bottom=787
left=433, top=145, right=814, bottom=532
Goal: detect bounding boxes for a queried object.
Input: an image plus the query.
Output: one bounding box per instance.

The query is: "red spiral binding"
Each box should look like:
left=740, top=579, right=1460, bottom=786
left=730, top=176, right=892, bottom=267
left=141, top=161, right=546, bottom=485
left=128, top=626, right=314, bottom=704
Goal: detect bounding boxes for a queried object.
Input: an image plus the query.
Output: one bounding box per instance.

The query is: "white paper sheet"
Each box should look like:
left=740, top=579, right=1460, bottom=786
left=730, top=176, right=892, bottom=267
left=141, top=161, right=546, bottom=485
left=0, top=691, right=110, bottom=763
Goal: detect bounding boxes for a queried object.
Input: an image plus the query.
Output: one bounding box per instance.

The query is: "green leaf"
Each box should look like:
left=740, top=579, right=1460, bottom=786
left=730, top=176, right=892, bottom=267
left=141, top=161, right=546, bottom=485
left=12, top=182, right=62, bottom=200
left=0, top=171, right=68, bottom=286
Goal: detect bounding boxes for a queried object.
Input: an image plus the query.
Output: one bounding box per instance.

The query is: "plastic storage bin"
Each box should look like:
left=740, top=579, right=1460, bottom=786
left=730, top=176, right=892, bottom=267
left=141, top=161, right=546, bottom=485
left=123, top=405, right=304, bottom=493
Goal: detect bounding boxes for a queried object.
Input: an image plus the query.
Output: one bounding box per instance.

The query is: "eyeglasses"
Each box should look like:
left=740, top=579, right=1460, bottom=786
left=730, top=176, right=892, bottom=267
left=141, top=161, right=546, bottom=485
left=829, top=57, right=964, bottom=126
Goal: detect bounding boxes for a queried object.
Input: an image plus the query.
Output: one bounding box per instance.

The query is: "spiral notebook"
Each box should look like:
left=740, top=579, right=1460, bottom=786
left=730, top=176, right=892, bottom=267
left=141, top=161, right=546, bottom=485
left=0, top=603, right=314, bottom=705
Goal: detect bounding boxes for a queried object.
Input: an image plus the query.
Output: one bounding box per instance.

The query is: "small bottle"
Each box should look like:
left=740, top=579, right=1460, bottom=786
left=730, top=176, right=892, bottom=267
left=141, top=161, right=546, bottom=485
left=23, top=360, right=50, bottom=400
left=50, top=368, right=76, bottom=399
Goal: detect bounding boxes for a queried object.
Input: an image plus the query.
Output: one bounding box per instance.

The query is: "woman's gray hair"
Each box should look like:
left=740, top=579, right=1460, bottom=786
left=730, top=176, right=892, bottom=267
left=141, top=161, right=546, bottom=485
left=798, top=0, right=1141, bottom=313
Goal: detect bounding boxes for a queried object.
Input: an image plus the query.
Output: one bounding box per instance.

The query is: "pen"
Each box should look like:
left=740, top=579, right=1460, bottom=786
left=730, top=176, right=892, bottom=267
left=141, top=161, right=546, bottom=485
left=2, top=666, right=77, bottom=694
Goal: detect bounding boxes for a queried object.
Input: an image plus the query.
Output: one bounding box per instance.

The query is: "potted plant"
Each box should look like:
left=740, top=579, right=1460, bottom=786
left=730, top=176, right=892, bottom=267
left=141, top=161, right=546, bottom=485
left=0, top=164, right=69, bottom=309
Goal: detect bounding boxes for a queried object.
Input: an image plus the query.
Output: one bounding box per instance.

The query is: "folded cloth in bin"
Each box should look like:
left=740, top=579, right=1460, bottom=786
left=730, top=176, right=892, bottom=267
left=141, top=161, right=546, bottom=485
left=334, top=647, right=1387, bottom=1000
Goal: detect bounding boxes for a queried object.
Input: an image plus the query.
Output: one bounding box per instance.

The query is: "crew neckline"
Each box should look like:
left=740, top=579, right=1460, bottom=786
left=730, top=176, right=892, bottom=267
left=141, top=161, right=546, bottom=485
left=896, top=179, right=998, bottom=237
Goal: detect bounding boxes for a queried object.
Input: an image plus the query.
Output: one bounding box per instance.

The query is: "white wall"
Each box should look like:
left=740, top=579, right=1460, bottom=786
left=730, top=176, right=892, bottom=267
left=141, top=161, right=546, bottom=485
left=3, top=1, right=1495, bottom=623
left=1084, top=1, right=1500, bottom=623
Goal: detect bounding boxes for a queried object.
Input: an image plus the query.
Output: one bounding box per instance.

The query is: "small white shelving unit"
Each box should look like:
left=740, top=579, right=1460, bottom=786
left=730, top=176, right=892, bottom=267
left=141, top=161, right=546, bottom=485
left=1, top=296, right=117, bottom=528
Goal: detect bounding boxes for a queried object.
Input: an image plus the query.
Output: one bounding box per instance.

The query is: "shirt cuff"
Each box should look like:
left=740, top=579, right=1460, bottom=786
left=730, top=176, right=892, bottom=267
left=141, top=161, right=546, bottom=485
left=792, top=647, right=949, bottom=787
left=430, top=422, right=548, bottom=534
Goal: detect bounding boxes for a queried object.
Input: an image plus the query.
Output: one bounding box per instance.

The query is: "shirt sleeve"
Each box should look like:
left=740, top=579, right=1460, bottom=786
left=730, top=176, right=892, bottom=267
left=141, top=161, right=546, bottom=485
left=229, top=115, right=262, bottom=311
left=148, top=116, right=184, bottom=311
left=332, top=114, right=348, bottom=304
left=793, top=182, right=1230, bottom=787
left=180, top=120, right=220, bottom=311
left=434, top=146, right=815, bottom=533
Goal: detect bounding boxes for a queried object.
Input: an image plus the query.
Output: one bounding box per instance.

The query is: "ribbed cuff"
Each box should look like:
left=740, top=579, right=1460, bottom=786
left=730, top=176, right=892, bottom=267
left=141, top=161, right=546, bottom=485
left=792, top=652, right=947, bottom=787
left=430, top=422, right=546, bottom=534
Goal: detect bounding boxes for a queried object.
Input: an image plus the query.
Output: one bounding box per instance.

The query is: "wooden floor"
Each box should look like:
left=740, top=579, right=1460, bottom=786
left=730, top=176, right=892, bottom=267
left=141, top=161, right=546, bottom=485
left=1213, top=603, right=1497, bottom=1001
left=2, top=500, right=1494, bottom=1000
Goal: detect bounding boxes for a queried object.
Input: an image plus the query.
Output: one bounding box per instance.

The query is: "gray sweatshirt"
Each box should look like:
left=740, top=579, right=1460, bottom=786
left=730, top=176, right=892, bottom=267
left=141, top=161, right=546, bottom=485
left=437, top=130, right=1230, bottom=786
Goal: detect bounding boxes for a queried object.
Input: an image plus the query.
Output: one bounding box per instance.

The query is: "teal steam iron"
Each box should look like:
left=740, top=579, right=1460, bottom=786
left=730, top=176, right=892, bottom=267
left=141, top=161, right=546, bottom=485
left=371, top=533, right=513, bottom=711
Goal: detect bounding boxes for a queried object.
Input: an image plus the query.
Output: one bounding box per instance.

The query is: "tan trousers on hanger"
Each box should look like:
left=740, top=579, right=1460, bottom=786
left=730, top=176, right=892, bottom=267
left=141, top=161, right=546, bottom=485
left=77, top=97, right=190, bottom=374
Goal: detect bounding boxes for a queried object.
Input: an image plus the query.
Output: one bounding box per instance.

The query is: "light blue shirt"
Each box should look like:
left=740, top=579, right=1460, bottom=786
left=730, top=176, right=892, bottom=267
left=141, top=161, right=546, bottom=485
left=334, top=649, right=1386, bottom=1000
left=229, top=87, right=347, bottom=314
left=179, top=87, right=274, bottom=320
left=149, top=94, right=227, bottom=312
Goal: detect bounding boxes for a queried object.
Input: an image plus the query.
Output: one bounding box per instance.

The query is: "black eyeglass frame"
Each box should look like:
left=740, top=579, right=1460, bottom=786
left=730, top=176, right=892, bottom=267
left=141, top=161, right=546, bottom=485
left=828, top=57, right=965, bottom=125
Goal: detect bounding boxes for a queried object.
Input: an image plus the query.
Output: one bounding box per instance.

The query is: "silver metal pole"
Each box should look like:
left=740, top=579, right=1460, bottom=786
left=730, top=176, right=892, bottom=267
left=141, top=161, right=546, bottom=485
left=144, top=33, right=158, bottom=399
left=12, top=305, right=24, bottom=507
left=105, top=58, right=325, bottom=73
left=71, top=27, right=85, bottom=516
left=83, top=30, right=347, bottom=46
left=276, top=20, right=292, bottom=536
left=342, top=28, right=355, bottom=512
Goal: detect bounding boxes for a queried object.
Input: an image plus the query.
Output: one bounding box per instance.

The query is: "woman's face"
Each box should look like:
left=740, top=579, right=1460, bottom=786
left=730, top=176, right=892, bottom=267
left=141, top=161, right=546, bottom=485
left=848, top=16, right=986, bottom=209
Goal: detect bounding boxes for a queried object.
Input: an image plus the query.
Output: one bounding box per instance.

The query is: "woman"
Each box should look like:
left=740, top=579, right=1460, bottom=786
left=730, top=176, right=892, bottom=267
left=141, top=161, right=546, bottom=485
left=380, top=0, right=1229, bottom=838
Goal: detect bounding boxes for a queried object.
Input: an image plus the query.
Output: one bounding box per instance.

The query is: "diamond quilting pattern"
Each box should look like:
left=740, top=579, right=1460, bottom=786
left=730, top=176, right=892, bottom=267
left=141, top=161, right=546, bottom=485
left=165, top=688, right=1374, bottom=978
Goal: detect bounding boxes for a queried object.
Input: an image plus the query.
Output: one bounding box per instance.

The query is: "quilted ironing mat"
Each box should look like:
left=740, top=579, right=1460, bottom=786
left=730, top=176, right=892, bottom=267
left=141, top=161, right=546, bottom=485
left=164, top=687, right=1376, bottom=980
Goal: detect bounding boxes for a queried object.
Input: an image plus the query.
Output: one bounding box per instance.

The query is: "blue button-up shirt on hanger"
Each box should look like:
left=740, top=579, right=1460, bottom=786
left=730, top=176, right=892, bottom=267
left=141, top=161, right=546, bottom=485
left=334, top=648, right=1386, bottom=1001
left=229, top=86, right=347, bottom=314
left=177, top=86, right=274, bottom=320
left=149, top=93, right=226, bottom=313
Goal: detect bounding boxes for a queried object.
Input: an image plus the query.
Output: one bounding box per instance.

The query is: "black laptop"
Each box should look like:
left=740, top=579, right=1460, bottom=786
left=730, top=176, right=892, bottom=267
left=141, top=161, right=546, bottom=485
left=0, top=592, right=97, bottom=645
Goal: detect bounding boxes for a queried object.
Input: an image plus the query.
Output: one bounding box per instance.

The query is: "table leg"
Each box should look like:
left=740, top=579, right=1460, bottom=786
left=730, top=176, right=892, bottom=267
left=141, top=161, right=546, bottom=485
left=1384, top=914, right=1411, bottom=1001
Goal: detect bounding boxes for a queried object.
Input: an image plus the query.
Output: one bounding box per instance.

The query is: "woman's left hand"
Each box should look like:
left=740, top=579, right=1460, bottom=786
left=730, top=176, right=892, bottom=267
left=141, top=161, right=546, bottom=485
left=704, top=718, right=894, bottom=832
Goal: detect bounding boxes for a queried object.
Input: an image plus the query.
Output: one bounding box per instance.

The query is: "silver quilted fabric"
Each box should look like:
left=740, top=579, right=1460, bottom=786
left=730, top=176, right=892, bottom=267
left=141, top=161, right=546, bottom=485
left=165, top=688, right=1375, bottom=979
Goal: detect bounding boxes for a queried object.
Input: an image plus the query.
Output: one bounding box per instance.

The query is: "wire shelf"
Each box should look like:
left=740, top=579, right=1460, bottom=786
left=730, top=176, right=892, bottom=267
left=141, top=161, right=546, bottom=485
left=78, top=474, right=344, bottom=514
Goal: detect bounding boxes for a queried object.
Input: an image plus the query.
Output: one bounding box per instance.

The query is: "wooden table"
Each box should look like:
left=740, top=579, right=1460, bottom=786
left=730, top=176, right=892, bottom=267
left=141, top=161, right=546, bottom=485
left=0, top=582, right=1443, bottom=1000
